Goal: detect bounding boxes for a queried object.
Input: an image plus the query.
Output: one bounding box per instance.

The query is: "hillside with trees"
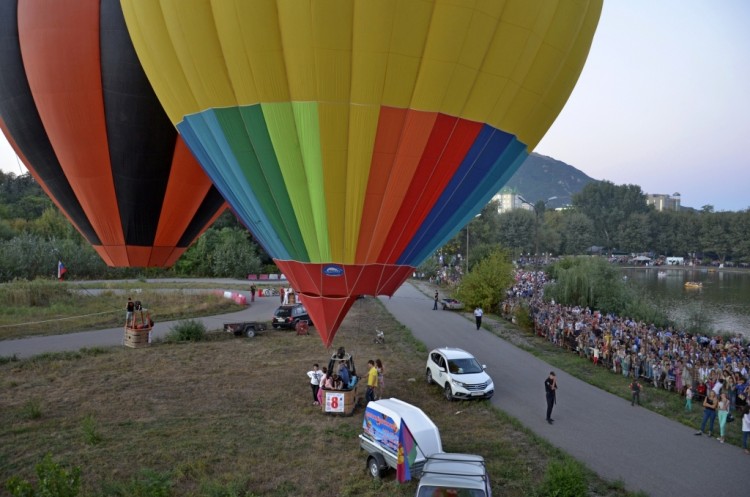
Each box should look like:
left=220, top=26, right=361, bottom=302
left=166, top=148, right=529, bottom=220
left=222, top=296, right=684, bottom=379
left=3, top=169, right=749, bottom=283
left=429, top=181, right=750, bottom=277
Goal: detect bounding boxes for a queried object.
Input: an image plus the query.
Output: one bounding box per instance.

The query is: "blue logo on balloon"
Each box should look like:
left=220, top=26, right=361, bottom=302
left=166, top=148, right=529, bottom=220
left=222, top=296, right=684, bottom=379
left=323, top=264, right=345, bottom=277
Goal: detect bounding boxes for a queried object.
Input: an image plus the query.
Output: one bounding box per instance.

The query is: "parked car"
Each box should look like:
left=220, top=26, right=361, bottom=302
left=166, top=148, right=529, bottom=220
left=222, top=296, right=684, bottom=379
left=417, top=453, right=492, bottom=497
left=440, top=298, right=464, bottom=310
left=425, top=348, right=494, bottom=401
left=272, top=304, right=313, bottom=329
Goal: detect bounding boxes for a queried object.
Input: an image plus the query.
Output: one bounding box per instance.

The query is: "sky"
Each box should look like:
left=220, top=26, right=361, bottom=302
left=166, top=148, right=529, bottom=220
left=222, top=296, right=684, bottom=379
left=1, top=0, right=748, bottom=211
left=535, top=0, right=750, bottom=211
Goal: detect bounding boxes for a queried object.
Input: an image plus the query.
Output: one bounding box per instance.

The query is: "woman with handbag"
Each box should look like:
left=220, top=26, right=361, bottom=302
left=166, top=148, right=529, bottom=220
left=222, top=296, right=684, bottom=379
left=716, top=392, right=730, bottom=443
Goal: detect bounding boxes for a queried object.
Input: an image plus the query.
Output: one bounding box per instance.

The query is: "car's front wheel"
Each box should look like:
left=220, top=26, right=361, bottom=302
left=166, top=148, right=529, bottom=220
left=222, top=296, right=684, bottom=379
left=426, top=369, right=434, bottom=385
left=444, top=383, right=454, bottom=401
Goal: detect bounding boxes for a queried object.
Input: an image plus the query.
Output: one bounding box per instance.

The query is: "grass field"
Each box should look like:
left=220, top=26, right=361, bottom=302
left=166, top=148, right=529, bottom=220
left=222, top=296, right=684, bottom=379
left=0, top=296, right=639, bottom=497
left=0, top=280, right=245, bottom=340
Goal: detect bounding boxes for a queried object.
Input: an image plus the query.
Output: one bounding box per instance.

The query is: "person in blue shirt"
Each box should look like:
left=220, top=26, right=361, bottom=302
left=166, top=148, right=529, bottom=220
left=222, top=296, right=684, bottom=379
left=338, top=362, right=351, bottom=388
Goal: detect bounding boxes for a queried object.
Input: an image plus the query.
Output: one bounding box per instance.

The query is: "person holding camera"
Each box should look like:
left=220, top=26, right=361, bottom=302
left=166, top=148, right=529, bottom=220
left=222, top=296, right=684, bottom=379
left=545, top=371, right=557, bottom=424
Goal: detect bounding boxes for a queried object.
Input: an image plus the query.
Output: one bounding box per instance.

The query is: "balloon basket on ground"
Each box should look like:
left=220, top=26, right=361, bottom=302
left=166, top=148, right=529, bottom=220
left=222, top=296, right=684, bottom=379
left=321, top=349, right=360, bottom=417
left=321, top=386, right=359, bottom=417
left=123, top=327, right=152, bottom=349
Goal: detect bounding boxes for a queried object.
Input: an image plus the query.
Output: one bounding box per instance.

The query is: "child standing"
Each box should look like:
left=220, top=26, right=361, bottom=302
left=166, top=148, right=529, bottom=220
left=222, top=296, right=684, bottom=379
left=307, top=364, right=322, bottom=406
left=629, top=379, right=642, bottom=406
left=685, top=385, right=693, bottom=412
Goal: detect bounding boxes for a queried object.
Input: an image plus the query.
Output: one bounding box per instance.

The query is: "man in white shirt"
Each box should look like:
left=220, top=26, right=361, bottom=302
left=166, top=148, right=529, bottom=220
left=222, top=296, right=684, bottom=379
left=474, top=306, right=483, bottom=330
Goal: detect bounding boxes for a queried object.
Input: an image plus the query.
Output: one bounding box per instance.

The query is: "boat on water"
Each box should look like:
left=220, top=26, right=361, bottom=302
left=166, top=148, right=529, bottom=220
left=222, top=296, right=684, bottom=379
left=684, top=281, right=703, bottom=289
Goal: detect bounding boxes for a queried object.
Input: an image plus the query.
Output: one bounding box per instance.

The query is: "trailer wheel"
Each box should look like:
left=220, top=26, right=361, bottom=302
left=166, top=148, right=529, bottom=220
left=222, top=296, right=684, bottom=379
left=245, top=326, right=256, bottom=338
left=367, top=454, right=385, bottom=479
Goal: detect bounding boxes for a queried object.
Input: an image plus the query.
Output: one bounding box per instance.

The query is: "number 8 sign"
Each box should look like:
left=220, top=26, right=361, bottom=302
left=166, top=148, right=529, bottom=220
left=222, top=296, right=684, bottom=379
left=325, top=392, right=345, bottom=413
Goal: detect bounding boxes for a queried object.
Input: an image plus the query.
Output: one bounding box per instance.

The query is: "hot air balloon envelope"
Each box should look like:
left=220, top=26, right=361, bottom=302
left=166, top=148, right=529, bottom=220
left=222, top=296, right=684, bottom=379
left=121, top=0, right=602, bottom=343
left=0, top=0, right=226, bottom=267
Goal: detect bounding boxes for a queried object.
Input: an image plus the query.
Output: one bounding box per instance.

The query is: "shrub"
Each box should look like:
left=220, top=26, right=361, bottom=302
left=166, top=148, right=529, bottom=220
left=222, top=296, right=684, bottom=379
left=99, top=469, right=172, bottom=497
left=536, top=458, right=588, bottom=497
left=513, top=303, right=534, bottom=331
left=82, top=414, right=103, bottom=445
left=5, top=453, right=81, bottom=497
left=21, top=400, right=42, bottom=420
left=166, top=320, right=207, bottom=342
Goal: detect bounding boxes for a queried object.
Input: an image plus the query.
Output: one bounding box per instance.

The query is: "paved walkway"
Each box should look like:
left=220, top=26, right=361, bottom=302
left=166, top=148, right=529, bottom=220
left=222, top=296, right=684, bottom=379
left=380, top=282, right=747, bottom=497
left=0, top=284, right=281, bottom=359
left=2, top=280, right=747, bottom=496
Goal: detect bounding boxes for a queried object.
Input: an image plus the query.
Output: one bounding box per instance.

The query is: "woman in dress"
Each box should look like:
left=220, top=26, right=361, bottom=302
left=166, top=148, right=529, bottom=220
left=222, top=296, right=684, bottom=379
left=717, top=392, right=730, bottom=443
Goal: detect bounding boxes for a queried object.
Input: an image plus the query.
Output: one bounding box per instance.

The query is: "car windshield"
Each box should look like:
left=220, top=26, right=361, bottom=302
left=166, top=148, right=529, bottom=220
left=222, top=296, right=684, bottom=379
left=447, top=358, right=483, bottom=374
left=417, top=487, right=485, bottom=497
left=274, top=308, right=291, bottom=318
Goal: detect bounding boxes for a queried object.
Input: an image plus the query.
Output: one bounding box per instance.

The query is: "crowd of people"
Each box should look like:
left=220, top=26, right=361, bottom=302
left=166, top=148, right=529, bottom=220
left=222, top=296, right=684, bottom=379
left=501, top=270, right=750, bottom=449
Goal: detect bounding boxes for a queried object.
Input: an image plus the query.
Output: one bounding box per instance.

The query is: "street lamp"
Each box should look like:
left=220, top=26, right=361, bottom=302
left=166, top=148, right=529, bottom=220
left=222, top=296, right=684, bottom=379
left=466, top=213, right=481, bottom=274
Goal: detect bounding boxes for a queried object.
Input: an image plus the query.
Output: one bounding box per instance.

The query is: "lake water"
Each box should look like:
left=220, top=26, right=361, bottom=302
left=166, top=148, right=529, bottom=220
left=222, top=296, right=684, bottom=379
left=622, top=267, right=750, bottom=337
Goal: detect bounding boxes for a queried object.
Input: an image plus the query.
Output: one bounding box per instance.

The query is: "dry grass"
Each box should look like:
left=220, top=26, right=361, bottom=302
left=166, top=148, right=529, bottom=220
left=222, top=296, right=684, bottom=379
left=0, top=288, right=242, bottom=340
left=1, top=297, right=632, bottom=497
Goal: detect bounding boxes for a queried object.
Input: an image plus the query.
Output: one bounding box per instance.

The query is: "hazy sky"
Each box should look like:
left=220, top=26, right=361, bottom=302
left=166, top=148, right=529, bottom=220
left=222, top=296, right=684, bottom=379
left=1, top=0, right=748, bottom=211
left=535, top=0, right=750, bottom=211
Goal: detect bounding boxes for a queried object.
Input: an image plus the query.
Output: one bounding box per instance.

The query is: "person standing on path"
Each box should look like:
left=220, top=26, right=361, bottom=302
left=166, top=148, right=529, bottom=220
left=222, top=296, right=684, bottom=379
left=742, top=405, right=750, bottom=455
left=630, top=379, right=642, bottom=406
left=250, top=284, right=256, bottom=302
left=545, top=371, right=557, bottom=424
left=433, top=291, right=439, bottom=310
left=474, top=306, right=483, bottom=330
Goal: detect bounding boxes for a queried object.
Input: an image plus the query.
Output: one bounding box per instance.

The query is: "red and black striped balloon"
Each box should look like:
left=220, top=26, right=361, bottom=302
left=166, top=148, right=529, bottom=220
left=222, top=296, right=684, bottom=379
left=0, top=0, right=226, bottom=267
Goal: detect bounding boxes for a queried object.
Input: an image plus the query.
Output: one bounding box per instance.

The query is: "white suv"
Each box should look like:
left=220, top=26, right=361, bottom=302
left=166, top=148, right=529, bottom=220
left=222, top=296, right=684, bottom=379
left=426, top=348, right=494, bottom=401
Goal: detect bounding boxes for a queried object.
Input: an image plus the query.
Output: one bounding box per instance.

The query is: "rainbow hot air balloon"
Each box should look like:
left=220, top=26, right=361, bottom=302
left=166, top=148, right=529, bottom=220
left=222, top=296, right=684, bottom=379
left=121, top=0, right=602, bottom=345
left=0, top=0, right=227, bottom=267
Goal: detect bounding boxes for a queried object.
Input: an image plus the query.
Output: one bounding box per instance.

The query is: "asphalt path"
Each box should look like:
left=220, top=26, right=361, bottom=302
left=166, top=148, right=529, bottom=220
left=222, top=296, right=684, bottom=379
left=0, top=286, right=282, bottom=359
left=379, top=282, right=747, bottom=497
left=2, top=280, right=747, bottom=496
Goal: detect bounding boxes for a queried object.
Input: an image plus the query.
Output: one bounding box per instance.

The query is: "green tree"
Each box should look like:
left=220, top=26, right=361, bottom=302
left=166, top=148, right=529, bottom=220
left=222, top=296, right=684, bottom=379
left=617, top=212, right=652, bottom=253
left=572, top=181, right=648, bottom=250
left=700, top=211, right=733, bottom=263
left=729, top=210, right=750, bottom=263
left=496, top=209, right=536, bottom=257
left=210, top=227, right=262, bottom=278
left=27, top=208, right=77, bottom=240
left=558, top=211, right=594, bottom=255
left=454, top=249, right=514, bottom=312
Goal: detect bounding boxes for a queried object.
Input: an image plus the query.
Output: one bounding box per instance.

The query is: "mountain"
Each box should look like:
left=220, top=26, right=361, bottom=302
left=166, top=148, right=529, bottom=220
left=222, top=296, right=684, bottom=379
left=503, top=152, right=596, bottom=209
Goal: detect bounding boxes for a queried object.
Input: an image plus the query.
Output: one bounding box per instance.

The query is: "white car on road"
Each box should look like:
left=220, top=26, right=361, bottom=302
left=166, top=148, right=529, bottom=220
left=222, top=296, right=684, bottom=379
left=425, top=348, right=494, bottom=401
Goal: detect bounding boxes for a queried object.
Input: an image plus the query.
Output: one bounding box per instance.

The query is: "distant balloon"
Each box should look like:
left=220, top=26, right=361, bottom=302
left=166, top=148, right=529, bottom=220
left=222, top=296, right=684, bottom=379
left=121, top=0, right=602, bottom=344
left=0, top=0, right=226, bottom=267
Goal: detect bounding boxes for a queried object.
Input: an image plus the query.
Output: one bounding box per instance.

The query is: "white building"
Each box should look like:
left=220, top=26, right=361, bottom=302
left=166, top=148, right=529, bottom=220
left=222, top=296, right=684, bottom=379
left=647, top=192, right=681, bottom=211
left=492, top=188, right=533, bottom=213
